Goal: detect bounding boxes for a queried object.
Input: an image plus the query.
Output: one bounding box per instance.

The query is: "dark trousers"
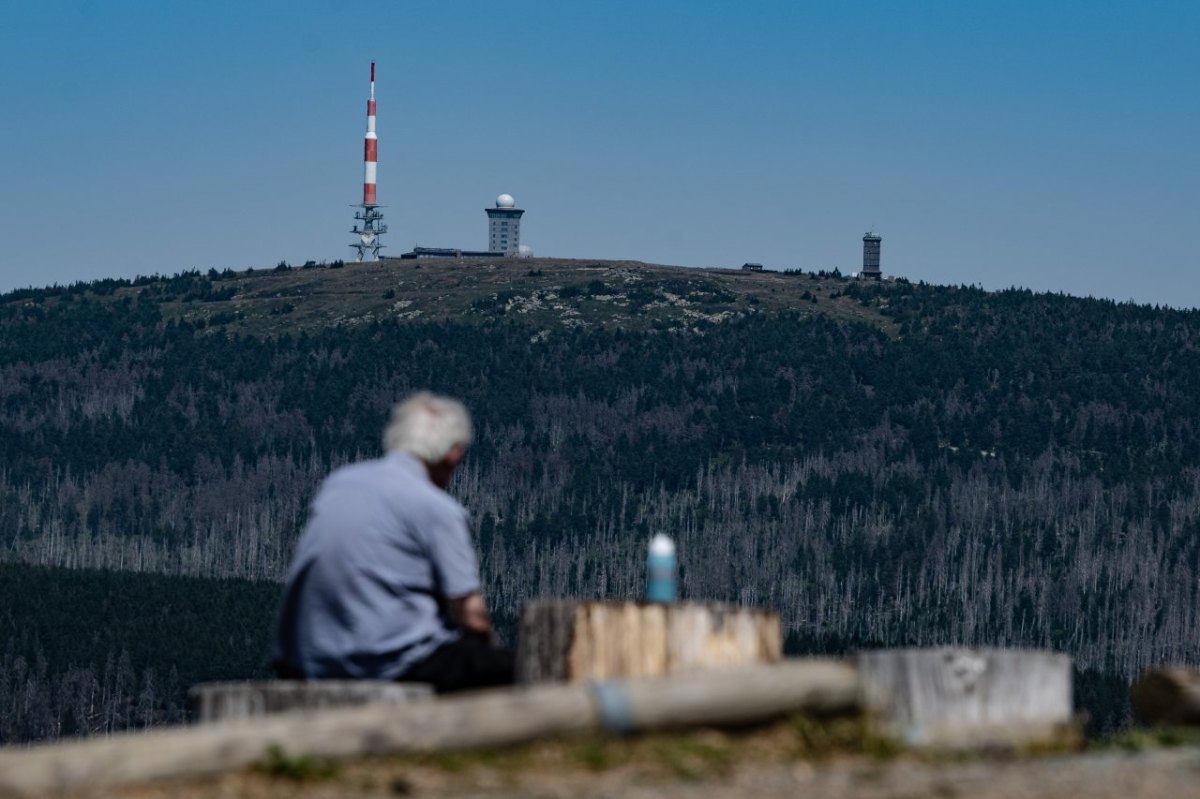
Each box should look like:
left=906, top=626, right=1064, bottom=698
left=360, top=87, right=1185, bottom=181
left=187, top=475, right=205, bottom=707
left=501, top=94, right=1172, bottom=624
left=401, top=634, right=515, bottom=694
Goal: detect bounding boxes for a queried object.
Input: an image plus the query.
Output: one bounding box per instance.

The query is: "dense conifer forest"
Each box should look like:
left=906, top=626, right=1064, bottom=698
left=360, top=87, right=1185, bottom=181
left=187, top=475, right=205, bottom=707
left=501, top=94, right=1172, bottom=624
left=0, top=564, right=277, bottom=743
left=2, top=259, right=1198, bottom=740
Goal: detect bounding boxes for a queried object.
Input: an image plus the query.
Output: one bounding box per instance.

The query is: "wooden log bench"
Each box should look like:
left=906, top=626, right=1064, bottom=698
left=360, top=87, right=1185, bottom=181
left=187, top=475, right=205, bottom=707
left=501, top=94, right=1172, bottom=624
left=0, top=660, right=858, bottom=797
left=0, top=647, right=1078, bottom=794
left=516, top=600, right=781, bottom=683
left=188, top=680, right=434, bottom=723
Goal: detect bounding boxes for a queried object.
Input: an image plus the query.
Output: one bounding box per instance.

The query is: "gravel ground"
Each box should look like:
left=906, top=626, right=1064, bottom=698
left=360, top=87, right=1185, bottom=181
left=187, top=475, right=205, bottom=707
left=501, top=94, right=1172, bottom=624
left=519, top=748, right=1200, bottom=799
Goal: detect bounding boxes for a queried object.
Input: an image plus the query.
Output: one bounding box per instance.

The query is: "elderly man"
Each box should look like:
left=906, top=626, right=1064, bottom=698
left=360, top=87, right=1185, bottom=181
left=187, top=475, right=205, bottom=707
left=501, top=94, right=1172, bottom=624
left=272, top=392, right=513, bottom=692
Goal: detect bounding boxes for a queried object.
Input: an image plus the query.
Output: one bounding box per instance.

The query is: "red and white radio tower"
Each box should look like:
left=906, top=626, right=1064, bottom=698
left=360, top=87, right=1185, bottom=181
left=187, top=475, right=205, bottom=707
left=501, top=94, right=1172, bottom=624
left=351, top=62, right=387, bottom=261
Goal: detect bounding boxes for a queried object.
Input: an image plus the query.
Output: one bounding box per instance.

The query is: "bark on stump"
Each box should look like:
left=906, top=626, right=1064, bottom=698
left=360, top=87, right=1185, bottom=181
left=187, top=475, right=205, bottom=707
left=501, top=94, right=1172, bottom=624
left=189, top=680, right=433, bottom=723
left=1131, top=668, right=1200, bottom=725
left=516, top=600, right=781, bottom=683
left=858, top=647, right=1073, bottom=748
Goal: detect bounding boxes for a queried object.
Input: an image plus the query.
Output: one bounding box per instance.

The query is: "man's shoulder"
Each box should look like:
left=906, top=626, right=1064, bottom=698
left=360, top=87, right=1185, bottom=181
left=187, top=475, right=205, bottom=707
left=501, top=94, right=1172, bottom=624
left=405, top=471, right=468, bottom=521
left=425, top=484, right=468, bottom=520
left=322, top=457, right=390, bottom=488
left=323, top=455, right=465, bottom=518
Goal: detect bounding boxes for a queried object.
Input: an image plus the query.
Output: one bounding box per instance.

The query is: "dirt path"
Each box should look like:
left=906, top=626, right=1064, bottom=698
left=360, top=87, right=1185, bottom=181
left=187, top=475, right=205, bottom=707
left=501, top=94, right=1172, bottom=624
left=513, top=748, right=1200, bottom=799
left=91, top=748, right=1200, bottom=799
left=83, top=724, right=1200, bottom=799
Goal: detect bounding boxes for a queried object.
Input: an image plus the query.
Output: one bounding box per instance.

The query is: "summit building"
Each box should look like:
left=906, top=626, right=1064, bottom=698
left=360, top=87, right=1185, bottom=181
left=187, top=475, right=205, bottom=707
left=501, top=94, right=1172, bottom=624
left=486, top=194, right=524, bottom=255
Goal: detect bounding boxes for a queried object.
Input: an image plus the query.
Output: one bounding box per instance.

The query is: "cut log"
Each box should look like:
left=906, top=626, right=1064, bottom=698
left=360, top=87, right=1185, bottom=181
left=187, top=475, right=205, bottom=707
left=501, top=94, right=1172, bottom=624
left=1131, top=668, right=1200, bottom=725
left=858, top=647, right=1073, bottom=748
left=516, top=600, right=781, bottom=683
left=0, top=659, right=858, bottom=797
left=189, top=680, right=434, bottom=723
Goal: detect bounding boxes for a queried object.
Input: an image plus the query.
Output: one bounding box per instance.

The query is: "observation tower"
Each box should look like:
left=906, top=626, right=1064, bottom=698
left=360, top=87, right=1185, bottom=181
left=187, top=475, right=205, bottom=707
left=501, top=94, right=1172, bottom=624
left=486, top=194, right=524, bottom=255
left=861, top=231, right=882, bottom=279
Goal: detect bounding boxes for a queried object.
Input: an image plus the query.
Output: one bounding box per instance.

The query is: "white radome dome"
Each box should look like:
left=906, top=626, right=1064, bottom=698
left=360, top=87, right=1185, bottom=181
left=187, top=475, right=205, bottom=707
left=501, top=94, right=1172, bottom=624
left=518, top=245, right=534, bottom=258
left=496, top=193, right=516, bottom=208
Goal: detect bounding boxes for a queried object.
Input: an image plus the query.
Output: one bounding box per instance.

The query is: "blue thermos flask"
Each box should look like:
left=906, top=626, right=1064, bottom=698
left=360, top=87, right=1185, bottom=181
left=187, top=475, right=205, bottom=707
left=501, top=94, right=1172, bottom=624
left=646, top=534, right=677, bottom=603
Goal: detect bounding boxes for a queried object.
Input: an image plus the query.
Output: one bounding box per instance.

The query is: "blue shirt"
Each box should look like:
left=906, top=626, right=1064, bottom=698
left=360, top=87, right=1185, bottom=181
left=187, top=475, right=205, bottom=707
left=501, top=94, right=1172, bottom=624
left=272, top=452, right=481, bottom=679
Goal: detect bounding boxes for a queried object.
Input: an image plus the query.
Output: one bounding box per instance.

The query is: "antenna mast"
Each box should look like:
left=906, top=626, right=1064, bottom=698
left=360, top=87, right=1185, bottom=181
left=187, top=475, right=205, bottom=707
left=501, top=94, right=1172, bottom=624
left=350, top=61, right=387, bottom=261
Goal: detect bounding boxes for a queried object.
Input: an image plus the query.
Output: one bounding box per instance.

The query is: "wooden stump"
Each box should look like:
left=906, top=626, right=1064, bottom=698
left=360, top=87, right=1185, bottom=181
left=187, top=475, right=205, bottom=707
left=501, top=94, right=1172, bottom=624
left=1131, top=668, right=1200, bottom=725
left=189, top=680, right=433, bottom=723
left=858, top=647, right=1073, bottom=748
left=516, top=600, right=781, bottom=683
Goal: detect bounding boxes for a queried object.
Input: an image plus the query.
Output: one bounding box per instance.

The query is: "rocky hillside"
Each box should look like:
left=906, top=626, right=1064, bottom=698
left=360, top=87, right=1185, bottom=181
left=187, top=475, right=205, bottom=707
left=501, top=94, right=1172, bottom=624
left=7, top=257, right=890, bottom=337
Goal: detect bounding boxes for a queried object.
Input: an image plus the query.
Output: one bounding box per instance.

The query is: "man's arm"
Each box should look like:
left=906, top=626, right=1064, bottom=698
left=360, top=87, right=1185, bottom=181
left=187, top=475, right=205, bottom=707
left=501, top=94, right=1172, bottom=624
left=447, top=592, right=494, bottom=640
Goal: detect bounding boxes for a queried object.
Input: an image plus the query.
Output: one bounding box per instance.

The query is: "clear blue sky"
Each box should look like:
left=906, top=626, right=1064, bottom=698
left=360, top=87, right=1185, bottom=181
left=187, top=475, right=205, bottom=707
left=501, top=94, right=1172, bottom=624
left=1, top=1, right=1197, bottom=306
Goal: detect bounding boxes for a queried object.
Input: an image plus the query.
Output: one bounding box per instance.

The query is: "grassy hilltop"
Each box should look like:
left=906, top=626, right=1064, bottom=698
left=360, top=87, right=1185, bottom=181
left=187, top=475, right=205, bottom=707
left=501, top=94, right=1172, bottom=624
left=13, top=257, right=893, bottom=337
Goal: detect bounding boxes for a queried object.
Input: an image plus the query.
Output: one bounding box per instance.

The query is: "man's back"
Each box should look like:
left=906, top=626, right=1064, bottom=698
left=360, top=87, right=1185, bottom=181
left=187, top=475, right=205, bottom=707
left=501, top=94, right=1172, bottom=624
left=273, top=452, right=480, bottom=679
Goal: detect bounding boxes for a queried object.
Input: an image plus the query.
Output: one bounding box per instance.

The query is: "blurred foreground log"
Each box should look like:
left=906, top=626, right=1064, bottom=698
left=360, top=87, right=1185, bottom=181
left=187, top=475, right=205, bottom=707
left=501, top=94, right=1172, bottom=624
left=516, top=600, right=781, bottom=683
left=1131, top=668, right=1200, bottom=725
left=0, top=659, right=856, bottom=797
left=858, top=647, right=1073, bottom=748
left=189, top=680, right=433, bottom=723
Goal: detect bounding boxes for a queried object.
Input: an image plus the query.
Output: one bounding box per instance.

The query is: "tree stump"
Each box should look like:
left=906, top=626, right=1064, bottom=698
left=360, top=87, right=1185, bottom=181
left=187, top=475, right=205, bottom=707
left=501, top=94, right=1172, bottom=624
left=516, top=600, right=781, bottom=683
left=858, top=647, right=1073, bottom=748
left=1131, top=668, right=1200, bottom=725
left=188, top=680, right=433, bottom=723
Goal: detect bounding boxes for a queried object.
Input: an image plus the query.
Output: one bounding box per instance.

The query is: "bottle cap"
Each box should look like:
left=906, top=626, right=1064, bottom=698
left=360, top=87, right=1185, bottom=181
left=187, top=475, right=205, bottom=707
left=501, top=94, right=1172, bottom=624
left=649, top=533, right=675, bottom=556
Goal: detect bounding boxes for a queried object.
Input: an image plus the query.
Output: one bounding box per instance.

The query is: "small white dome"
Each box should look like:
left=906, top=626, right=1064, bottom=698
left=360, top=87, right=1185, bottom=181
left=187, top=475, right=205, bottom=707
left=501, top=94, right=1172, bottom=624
left=518, top=245, right=534, bottom=258
left=496, top=193, right=515, bottom=208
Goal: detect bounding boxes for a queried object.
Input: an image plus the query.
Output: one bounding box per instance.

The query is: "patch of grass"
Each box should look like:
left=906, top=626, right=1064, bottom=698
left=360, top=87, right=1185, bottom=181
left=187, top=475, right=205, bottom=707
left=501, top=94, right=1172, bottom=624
left=560, top=730, right=740, bottom=780
left=652, top=734, right=736, bottom=780
left=789, top=713, right=901, bottom=760
left=574, top=740, right=612, bottom=771
left=420, top=751, right=470, bottom=773
left=255, top=744, right=340, bottom=782
left=415, top=745, right=534, bottom=775
left=563, top=715, right=893, bottom=779
left=259, top=714, right=913, bottom=795
left=1014, top=725, right=1084, bottom=757
left=1098, top=725, right=1200, bottom=752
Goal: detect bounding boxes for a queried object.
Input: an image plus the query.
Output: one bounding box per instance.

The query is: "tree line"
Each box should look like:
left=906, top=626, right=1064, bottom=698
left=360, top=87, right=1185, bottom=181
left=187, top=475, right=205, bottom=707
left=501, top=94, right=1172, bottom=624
left=3, top=274, right=1200, bottom=739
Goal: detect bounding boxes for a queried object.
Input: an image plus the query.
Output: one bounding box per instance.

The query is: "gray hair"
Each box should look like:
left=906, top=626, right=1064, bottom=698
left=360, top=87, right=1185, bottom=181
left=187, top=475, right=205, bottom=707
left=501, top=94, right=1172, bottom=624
left=382, top=392, right=474, bottom=463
